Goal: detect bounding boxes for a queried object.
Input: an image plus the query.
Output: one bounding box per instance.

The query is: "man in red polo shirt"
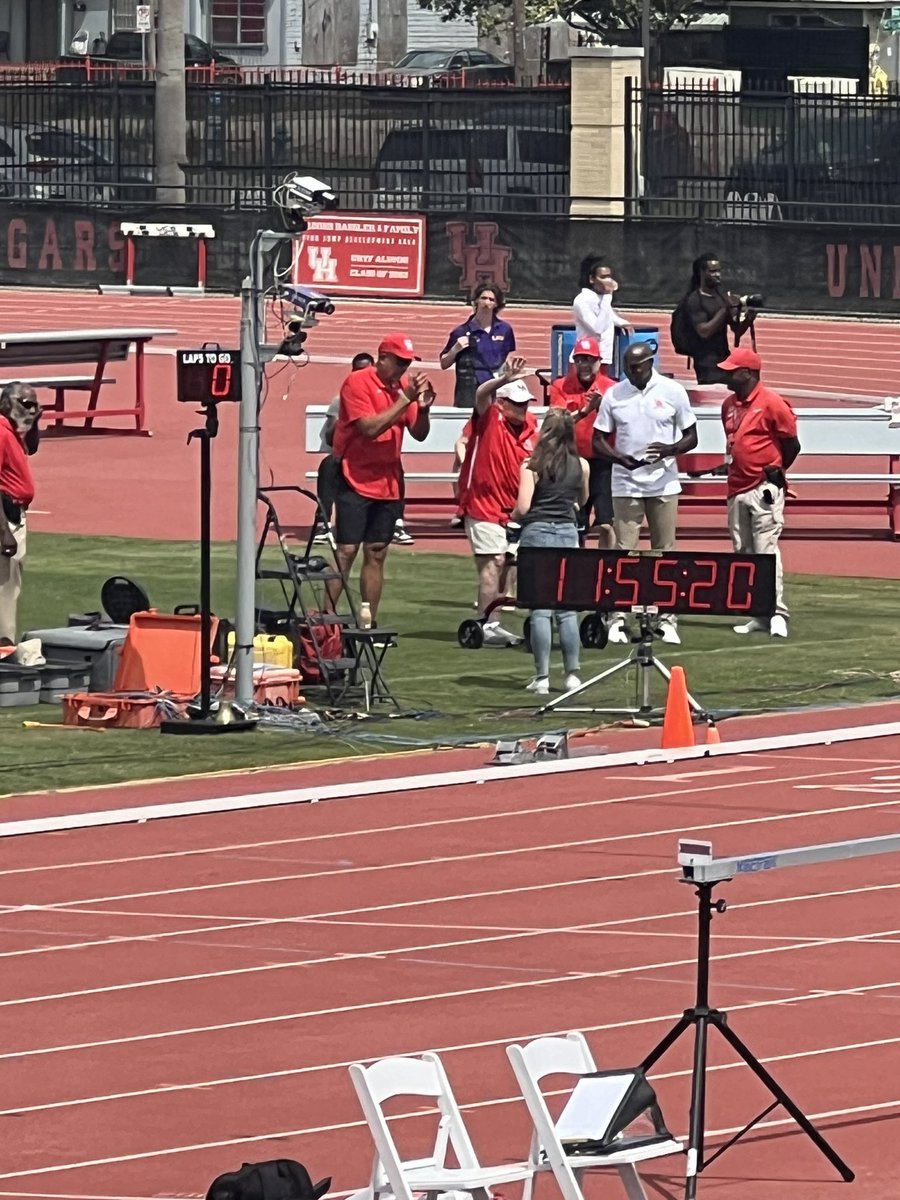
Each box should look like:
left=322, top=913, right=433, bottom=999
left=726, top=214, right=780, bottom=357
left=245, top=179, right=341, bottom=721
left=332, top=333, right=435, bottom=620
left=461, top=356, right=537, bottom=644
left=549, top=335, right=614, bottom=548
left=719, top=347, right=800, bottom=639
left=0, top=383, right=40, bottom=646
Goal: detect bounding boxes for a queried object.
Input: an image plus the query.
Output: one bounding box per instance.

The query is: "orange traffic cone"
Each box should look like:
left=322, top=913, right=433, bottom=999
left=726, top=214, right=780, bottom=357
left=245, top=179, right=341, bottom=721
left=705, top=719, right=721, bottom=745
left=662, top=665, right=695, bottom=749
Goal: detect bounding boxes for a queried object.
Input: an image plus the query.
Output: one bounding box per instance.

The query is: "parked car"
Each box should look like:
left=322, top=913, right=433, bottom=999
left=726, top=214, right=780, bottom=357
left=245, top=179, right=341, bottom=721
left=389, top=48, right=513, bottom=85
left=0, top=123, right=152, bottom=202
left=371, top=122, right=569, bottom=212
left=725, top=110, right=900, bottom=221
left=56, top=31, right=240, bottom=83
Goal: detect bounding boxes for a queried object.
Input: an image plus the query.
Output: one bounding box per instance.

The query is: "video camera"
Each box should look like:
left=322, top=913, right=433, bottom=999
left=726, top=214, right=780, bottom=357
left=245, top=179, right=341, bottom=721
left=276, top=285, right=336, bottom=358
left=736, top=292, right=766, bottom=310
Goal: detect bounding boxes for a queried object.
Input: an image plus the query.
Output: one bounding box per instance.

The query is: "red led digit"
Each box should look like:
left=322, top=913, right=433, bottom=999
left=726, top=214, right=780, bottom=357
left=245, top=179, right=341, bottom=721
left=211, top=362, right=232, bottom=397
left=726, top=560, right=756, bottom=611
left=556, top=556, right=567, bottom=605
left=651, top=557, right=679, bottom=608
left=613, top=556, right=640, bottom=606
left=594, top=556, right=607, bottom=606
left=687, top=559, right=718, bottom=610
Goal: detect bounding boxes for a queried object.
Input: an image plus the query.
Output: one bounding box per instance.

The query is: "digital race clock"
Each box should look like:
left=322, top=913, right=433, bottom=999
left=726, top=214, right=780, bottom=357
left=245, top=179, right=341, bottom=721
left=517, top=548, right=776, bottom=618
left=176, top=348, right=242, bottom=404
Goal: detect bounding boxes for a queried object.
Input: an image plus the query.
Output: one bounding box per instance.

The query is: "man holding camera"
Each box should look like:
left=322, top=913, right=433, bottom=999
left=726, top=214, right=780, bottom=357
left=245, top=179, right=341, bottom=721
left=0, top=383, right=40, bottom=646
left=719, top=348, right=799, bottom=639
left=331, top=334, right=434, bottom=621
left=683, top=254, right=758, bottom=385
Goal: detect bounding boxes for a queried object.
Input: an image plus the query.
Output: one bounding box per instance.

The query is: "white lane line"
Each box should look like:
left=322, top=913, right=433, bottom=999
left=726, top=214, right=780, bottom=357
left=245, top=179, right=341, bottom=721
left=22, top=764, right=900, bottom=914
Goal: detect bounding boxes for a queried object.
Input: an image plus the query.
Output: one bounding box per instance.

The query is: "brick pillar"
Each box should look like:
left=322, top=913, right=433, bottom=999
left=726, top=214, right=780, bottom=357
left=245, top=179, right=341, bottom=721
left=569, top=46, right=643, bottom=218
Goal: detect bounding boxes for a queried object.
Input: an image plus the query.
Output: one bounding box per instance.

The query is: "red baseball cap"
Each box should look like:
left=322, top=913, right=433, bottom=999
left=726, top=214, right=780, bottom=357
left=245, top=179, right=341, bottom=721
left=378, top=333, right=420, bottom=361
left=718, top=347, right=761, bottom=372
left=572, top=336, right=601, bottom=359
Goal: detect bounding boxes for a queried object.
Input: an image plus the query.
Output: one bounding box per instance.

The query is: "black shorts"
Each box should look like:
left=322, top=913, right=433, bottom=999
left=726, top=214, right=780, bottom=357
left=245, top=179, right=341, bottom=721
left=334, top=477, right=402, bottom=546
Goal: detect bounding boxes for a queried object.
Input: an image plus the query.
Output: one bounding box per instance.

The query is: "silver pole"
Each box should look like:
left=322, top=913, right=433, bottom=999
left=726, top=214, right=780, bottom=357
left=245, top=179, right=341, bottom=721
left=234, top=274, right=260, bottom=706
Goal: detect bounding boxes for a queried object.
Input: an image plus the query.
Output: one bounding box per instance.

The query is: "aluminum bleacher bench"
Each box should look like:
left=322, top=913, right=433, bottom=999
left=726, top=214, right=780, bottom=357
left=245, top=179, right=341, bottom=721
left=305, top=403, right=900, bottom=538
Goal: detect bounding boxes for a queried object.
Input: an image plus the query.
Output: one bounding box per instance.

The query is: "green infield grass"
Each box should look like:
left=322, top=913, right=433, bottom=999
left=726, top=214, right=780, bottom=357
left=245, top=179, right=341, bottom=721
left=1, top=532, right=897, bottom=796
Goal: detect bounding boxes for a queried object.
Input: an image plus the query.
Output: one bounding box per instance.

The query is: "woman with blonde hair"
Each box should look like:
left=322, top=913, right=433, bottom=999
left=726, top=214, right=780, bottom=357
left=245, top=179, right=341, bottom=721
left=514, top=408, right=589, bottom=696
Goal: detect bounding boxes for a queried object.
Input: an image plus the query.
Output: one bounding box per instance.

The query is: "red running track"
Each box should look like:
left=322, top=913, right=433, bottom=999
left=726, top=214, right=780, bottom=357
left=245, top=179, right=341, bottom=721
left=0, top=735, right=899, bottom=1200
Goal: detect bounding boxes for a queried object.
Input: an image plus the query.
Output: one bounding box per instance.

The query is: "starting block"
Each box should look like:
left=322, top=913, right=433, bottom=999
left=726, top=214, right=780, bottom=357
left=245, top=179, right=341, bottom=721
left=99, top=223, right=216, bottom=297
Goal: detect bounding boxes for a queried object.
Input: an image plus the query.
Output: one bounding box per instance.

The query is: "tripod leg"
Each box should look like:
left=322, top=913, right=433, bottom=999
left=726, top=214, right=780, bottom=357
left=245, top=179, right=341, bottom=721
left=641, top=1014, right=693, bottom=1071
left=713, top=1016, right=854, bottom=1181
left=537, top=654, right=635, bottom=714
left=684, top=1014, right=712, bottom=1200
left=650, top=656, right=706, bottom=714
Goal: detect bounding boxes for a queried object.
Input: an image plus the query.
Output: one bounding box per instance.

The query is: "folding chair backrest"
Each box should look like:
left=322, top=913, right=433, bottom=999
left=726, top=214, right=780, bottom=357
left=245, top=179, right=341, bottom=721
left=349, top=1053, right=480, bottom=1200
left=507, top=1032, right=598, bottom=1199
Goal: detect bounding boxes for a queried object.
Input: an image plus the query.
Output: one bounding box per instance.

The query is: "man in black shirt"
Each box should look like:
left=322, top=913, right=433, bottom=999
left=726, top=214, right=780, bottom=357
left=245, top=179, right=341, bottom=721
left=684, top=254, right=757, bottom=384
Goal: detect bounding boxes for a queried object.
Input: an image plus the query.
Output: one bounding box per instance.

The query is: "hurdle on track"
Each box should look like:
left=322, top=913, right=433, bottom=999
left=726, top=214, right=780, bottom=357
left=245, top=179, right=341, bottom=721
left=99, top=222, right=216, bottom=297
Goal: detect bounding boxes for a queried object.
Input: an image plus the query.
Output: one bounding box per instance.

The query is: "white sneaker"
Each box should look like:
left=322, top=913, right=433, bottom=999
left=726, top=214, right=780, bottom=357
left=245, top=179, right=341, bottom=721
left=769, top=614, right=789, bottom=638
left=607, top=620, right=629, bottom=645
left=564, top=673, right=582, bottom=691
left=392, top=524, right=415, bottom=545
left=660, top=622, right=681, bottom=645
left=482, top=621, right=522, bottom=648
left=733, top=617, right=769, bottom=635
left=526, top=676, right=549, bottom=695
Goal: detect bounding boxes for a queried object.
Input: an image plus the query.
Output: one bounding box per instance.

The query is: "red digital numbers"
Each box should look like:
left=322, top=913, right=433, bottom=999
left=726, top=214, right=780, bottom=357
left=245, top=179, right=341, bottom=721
left=726, top=560, right=756, bottom=611
left=613, top=556, right=641, bottom=606
left=210, top=362, right=232, bottom=398
left=556, top=557, right=568, bottom=605
left=687, top=559, right=718, bottom=610
left=651, top=557, right=679, bottom=608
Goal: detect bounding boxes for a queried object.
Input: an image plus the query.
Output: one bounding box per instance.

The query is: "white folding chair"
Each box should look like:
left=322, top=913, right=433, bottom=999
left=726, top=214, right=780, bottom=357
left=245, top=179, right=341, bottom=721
left=506, top=1033, right=683, bottom=1200
left=349, top=1051, right=534, bottom=1200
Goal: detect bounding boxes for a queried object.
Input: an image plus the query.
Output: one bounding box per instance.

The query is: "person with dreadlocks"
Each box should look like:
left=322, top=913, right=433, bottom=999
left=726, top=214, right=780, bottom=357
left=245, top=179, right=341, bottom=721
left=679, top=253, right=757, bottom=385
left=571, top=253, right=633, bottom=378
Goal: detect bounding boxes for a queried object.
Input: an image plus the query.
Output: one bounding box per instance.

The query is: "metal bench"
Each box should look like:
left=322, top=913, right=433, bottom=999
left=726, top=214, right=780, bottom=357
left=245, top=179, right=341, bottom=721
left=305, top=404, right=900, bottom=537
left=0, top=375, right=116, bottom=424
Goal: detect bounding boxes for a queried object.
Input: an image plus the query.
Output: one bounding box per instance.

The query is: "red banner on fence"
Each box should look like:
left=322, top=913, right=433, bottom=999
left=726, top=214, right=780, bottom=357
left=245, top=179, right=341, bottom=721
left=293, top=214, right=426, bottom=297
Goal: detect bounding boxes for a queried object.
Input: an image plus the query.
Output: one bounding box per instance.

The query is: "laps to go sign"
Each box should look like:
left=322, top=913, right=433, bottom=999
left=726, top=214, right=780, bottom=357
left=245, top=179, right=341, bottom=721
left=516, top=548, right=777, bottom=617
left=176, top=349, right=242, bottom=404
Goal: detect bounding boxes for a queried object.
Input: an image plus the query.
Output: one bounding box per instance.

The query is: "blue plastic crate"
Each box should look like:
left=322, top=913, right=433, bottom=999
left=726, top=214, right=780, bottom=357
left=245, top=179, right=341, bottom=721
left=611, top=326, right=661, bottom=380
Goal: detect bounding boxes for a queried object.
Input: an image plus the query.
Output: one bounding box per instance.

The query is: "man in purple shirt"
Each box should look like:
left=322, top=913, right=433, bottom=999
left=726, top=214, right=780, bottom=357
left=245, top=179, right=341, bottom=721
left=440, top=282, right=516, bottom=407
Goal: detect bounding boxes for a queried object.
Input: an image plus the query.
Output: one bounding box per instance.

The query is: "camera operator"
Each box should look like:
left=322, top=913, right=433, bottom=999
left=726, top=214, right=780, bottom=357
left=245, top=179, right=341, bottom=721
left=681, top=254, right=759, bottom=385
left=461, top=355, right=537, bottom=646
left=0, top=383, right=40, bottom=647
left=329, top=334, right=434, bottom=622
left=718, top=348, right=799, bottom=639
left=593, top=343, right=697, bottom=646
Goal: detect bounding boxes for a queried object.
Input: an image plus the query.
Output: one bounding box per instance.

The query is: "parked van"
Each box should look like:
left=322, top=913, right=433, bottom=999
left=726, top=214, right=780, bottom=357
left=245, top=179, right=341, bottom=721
left=371, top=123, right=569, bottom=213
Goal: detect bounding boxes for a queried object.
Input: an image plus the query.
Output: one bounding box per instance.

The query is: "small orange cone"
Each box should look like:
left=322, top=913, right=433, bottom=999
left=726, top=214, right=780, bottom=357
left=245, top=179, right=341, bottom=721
left=662, top=665, right=695, bottom=749
left=705, top=719, right=721, bottom=745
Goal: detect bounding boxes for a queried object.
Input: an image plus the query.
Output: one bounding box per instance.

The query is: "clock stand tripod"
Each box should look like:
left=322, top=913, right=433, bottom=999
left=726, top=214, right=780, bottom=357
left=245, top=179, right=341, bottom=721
left=536, top=606, right=708, bottom=718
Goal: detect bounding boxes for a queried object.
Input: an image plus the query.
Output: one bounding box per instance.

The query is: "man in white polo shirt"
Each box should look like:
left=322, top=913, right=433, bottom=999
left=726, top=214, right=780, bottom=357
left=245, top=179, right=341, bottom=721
left=593, top=342, right=698, bottom=645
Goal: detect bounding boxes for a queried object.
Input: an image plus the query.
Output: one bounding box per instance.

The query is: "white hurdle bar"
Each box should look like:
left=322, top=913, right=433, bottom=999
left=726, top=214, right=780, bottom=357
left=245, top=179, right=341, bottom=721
left=679, top=831, right=900, bottom=884
left=99, top=222, right=216, bottom=297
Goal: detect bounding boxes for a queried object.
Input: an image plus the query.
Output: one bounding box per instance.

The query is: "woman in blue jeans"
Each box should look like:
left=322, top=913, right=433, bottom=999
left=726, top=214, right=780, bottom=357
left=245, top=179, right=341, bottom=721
left=514, top=408, right=589, bottom=696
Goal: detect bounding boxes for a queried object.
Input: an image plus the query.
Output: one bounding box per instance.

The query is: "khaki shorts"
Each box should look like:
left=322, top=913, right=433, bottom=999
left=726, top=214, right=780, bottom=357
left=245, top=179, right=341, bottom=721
left=465, top=517, right=508, bottom=556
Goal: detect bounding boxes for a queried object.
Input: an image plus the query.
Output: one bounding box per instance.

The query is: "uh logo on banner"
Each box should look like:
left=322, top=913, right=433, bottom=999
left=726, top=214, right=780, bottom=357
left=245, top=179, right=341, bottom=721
left=292, top=214, right=426, bottom=296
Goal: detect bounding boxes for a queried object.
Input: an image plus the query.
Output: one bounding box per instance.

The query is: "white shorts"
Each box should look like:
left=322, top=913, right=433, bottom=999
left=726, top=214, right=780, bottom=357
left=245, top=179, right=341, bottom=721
left=465, top=517, right=508, bottom=556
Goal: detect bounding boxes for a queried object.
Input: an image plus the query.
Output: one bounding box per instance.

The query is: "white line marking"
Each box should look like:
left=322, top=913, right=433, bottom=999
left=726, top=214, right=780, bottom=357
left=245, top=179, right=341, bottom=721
left=1, top=720, right=898, bottom=840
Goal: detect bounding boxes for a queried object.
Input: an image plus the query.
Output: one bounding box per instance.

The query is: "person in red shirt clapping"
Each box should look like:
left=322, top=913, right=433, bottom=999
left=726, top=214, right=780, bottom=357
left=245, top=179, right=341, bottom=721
left=331, top=334, right=434, bottom=621
left=0, top=382, right=40, bottom=646
left=460, top=355, right=537, bottom=646
left=548, top=335, right=615, bottom=548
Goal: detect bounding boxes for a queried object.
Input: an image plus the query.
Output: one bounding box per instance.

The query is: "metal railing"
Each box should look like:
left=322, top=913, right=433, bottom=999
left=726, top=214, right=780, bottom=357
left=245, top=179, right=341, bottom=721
left=631, top=80, right=900, bottom=225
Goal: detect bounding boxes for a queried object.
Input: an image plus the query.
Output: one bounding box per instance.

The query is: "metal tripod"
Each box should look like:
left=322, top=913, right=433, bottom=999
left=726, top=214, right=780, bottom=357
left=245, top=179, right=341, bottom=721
left=641, top=876, right=855, bottom=1200
left=537, top=607, right=706, bottom=717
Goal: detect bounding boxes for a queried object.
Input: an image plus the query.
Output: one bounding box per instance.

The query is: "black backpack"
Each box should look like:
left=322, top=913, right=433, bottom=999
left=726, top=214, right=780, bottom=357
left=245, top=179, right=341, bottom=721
left=670, top=294, right=698, bottom=359
left=206, top=1160, right=331, bottom=1200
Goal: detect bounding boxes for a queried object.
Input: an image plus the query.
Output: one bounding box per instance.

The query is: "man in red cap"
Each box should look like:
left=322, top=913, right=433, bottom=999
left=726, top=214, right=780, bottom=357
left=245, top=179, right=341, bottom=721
left=719, top=347, right=800, bottom=638
left=460, top=355, right=537, bottom=645
left=549, top=335, right=615, bottom=548
left=331, top=333, right=435, bottom=620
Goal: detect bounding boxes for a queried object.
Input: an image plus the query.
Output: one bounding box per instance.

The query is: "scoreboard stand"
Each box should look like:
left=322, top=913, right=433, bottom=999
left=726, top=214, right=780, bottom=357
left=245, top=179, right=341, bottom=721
left=537, top=606, right=706, bottom=718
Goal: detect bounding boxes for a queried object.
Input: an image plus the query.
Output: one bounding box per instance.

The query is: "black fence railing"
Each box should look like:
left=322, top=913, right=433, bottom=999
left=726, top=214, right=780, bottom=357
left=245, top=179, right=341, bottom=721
left=0, top=75, right=571, bottom=214
left=633, top=81, right=900, bottom=225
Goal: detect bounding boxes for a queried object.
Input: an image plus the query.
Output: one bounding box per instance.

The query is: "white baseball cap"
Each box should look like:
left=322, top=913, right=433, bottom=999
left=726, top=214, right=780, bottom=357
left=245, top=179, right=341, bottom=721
left=496, top=379, right=533, bottom=405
